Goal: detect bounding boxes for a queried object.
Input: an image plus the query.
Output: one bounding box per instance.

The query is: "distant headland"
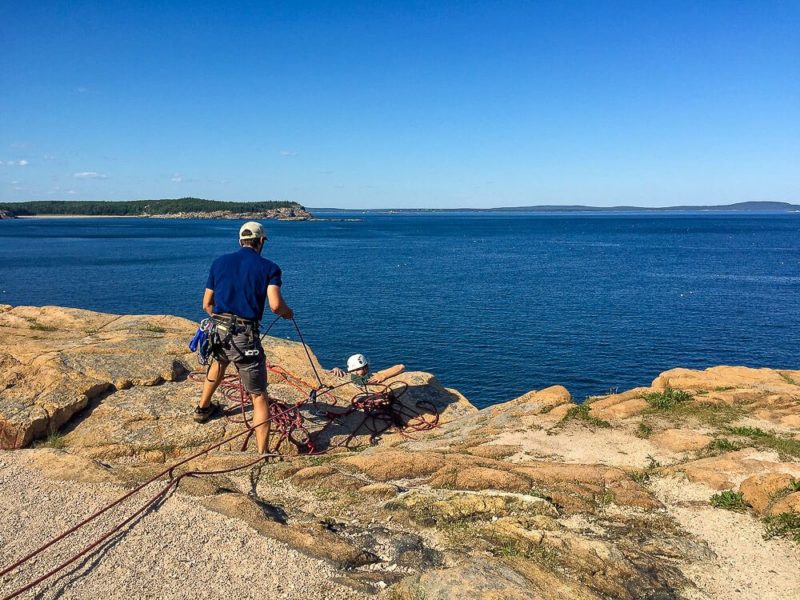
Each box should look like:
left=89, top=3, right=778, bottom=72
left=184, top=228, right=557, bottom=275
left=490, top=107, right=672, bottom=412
left=0, top=198, right=312, bottom=220
left=311, top=201, right=800, bottom=213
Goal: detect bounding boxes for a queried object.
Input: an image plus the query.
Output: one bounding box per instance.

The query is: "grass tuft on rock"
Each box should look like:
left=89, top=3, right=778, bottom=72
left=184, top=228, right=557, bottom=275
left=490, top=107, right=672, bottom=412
left=707, top=438, right=742, bottom=453
left=35, top=431, right=66, bottom=449
left=763, top=512, right=800, bottom=543
left=710, top=490, right=748, bottom=512
left=560, top=404, right=611, bottom=429
left=140, top=323, right=167, bottom=333
left=636, top=421, right=653, bottom=439
left=642, top=387, right=692, bottom=410
left=723, top=426, right=800, bottom=460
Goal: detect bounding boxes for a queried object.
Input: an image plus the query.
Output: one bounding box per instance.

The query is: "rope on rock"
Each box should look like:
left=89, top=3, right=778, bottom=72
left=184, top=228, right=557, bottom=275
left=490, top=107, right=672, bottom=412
left=0, top=317, right=439, bottom=599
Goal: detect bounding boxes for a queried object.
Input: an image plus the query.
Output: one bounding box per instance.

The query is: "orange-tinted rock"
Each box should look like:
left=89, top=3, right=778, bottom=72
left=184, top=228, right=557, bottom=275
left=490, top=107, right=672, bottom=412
left=448, top=467, right=531, bottom=493
left=590, top=398, right=649, bottom=420
left=739, top=472, right=795, bottom=514
left=466, top=444, right=521, bottom=459
left=665, top=448, right=800, bottom=490
left=769, top=492, right=800, bottom=516
left=650, top=429, right=712, bottom=453
left=340, top=449, right=447, bottom=481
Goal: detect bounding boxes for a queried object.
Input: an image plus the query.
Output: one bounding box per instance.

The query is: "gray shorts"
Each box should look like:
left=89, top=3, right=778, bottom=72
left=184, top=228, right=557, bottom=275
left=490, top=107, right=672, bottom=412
left=212, top=323, right=267, bottom=394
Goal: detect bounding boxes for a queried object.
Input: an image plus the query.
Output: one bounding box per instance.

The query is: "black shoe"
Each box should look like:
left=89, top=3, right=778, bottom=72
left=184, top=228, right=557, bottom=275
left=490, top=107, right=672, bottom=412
left=193, top=403, right=218, bottom=423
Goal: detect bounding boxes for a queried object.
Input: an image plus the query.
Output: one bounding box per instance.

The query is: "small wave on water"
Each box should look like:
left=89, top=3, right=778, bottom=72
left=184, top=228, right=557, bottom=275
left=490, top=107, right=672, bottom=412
left=645, top=272, right=800, bottom=284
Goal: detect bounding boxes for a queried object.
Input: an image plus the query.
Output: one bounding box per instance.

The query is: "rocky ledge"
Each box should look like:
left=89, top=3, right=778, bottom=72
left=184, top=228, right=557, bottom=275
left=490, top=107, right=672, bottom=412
left=152, top=207, right=313, bottom=220
left=1, top=305, right=799, bottom=599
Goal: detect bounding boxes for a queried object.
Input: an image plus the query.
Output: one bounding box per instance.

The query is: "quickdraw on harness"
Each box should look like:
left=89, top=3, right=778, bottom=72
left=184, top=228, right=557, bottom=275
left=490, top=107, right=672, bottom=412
left=188, top=318, right=215, bottom=365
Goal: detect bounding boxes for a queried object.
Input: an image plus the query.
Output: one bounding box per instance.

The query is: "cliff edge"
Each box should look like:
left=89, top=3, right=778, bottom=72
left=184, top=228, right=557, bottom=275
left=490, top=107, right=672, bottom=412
left=1, top=305, right=798, bottom=599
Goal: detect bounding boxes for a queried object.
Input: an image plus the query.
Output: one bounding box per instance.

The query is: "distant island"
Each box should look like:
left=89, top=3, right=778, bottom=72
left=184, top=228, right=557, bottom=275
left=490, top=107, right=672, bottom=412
left=0, top=198, right=312, bottom=220
left=311, top=201, right=800, bottom=213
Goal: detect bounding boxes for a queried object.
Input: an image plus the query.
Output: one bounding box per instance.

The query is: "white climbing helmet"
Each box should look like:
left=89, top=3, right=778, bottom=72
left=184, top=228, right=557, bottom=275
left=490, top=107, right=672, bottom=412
left=346, top=353, right=369, bottom=372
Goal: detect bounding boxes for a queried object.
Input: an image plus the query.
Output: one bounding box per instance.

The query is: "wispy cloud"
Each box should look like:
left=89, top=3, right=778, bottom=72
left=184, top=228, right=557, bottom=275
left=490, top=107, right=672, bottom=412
left=170, top=173, right=183, bottom=183
left=279, top=150, right=297, bottom=157
left=73, top=171, right=107, bottom=179
left=0, top=159, right=29, bottom=166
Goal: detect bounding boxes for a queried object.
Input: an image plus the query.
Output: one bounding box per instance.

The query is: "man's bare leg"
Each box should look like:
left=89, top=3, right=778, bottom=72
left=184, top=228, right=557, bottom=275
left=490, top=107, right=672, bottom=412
left=251, top=392, right=271, bottom=453
left=198, top=361, right=228, bottom=408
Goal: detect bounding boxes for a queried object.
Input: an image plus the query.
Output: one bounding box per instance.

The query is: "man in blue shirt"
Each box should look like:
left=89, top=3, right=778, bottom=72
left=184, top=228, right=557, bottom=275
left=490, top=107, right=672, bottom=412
left=195, top=221, right=293, bottom=455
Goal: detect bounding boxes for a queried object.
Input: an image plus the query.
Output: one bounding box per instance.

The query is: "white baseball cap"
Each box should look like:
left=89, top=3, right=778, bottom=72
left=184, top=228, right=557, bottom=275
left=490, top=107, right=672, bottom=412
left=239, top=221, right=267, bottom=240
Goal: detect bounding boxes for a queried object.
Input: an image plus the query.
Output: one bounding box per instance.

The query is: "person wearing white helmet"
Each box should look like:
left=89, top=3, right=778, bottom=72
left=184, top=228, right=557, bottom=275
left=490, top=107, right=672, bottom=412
left=194, top=221, right=294, bottom=454
left=331, top=353, right=405, bottom=386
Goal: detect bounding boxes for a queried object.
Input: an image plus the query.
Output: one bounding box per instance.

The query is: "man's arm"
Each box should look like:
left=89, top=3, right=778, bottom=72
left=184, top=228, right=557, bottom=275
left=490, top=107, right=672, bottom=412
left=369, top=364, right=405, bottom=383
left=267, top=284, right=294, bottom=319
left=202, top=288, right=215, bottom=317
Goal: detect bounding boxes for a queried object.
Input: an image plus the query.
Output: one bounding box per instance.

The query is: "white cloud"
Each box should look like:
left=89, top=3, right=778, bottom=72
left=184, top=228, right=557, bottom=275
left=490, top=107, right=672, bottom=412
left=67, top=190, right=76, bottom=195
left=171, top=173, right=183, bottom=182
left=0, top=159, right=29, bottom=166
left=18, top=159, right=28, bottom=166
left=73, top=171, right=107, bottom=179
left=279, top=150, right=297, bottom=156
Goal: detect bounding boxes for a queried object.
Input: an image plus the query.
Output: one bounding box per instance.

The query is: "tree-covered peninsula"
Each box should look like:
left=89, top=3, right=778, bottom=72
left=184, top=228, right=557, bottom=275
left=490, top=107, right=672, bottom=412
left=0, top=198, right=311, bottom=220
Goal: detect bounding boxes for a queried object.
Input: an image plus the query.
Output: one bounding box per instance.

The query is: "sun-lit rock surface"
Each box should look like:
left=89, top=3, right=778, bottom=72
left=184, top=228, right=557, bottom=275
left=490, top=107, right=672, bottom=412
left=1, top=305, right=799, bottom=599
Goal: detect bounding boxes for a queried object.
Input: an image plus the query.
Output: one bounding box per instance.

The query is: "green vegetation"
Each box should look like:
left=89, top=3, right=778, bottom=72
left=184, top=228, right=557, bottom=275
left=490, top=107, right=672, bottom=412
left=490, top=538, right=556, bottom=564
left=710, top=490, right=748, bottom=512
left=778, top=372, right=799, bottom=386
left=707, top=438, right=742, bottom=453
left=642, top=387, right=693, bottom=410
left=347, top=444, right=371, bottom=453
left=0, top=198, right=304, bottom=217
left=28, top=320, right=57, bottom=331
left=140, top=323, right=167, bottom=333
left=763, top=512, right=800, bottom=543
left=630, top=456, right=663, bottom=485
left=725, top=425, right=767, bottom=437
left=306, top=455, right=338, bottom=466
left=643, top=397, right=743, bottom=428
left=35, top=432, right=66, bottom=449
left=559, top=404, right=611, bottom=429
left=723, top=426, right=800, bottom=460
left=636, top=421, right=653, bottom=439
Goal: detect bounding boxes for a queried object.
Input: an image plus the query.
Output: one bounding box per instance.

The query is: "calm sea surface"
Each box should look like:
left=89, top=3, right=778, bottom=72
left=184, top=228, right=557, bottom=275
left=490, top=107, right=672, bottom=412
left=1, top=212, right=798, bottom=408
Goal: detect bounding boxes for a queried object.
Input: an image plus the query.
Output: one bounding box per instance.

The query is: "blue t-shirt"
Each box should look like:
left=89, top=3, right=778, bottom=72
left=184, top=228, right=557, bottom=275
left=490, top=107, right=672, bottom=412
left=206, top=248, right=282, bottom=321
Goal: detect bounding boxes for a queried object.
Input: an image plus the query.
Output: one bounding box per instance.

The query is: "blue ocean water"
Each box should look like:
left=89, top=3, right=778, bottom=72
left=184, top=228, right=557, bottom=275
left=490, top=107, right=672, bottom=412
left=1, top=212, right=798, bottom=408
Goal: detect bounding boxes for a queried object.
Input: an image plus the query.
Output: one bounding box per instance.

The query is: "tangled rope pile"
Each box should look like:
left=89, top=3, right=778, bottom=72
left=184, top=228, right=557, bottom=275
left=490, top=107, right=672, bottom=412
left=0, top=318, right=439, bottom=599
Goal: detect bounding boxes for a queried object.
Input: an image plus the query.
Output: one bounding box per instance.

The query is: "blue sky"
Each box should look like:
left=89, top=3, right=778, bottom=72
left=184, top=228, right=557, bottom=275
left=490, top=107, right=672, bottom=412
left=1, top=1, right=798, bottom=208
